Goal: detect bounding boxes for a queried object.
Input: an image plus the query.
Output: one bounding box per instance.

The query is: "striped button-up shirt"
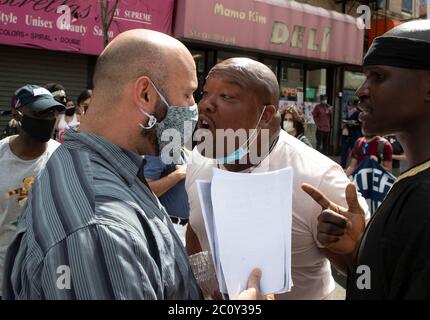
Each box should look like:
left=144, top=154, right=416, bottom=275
left=2, top=130, right=201, bottom=300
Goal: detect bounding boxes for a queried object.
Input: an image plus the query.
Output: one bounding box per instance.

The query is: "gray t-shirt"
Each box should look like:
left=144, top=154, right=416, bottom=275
left=0, top=135, right=59, bottom=295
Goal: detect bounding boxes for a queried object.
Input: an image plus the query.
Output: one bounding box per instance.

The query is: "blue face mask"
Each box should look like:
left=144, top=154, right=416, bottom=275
left=217, top=106, right=267, bottom=165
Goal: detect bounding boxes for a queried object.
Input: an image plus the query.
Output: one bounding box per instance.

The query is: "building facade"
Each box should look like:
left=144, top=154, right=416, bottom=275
left=0, top=0, right=175, bottom=131
left=174, top=0, right=366, bottom=153
left=0, top=0, right=424, bottom=153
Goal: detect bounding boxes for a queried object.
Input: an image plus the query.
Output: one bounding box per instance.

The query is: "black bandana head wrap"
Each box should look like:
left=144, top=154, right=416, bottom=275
left=363, top=36, right=430, bottom=70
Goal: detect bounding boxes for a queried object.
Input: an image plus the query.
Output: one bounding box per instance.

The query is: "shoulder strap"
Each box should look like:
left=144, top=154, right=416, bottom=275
left=353, top=138, right=361, bottom=157
left=377, top=137, right=388, bottom=162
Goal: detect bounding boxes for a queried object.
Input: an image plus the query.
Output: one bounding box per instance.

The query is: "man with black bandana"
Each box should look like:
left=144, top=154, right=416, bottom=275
left=302, top=20, right=430, bottom=299
left=0, top=85, right=63, bottom=298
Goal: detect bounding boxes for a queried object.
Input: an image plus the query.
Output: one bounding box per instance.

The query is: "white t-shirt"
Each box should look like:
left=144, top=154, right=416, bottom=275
left=0, top=136, right=59, bottom=295
left=57, top=113, right=79, bottom=132
left=185, top=130, right=369, bottom=300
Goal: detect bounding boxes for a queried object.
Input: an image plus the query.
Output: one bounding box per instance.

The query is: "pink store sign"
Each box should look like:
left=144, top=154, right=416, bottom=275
left=174, top=0, right=364, bottom=65
left=0, top=0, right=174, bottom=55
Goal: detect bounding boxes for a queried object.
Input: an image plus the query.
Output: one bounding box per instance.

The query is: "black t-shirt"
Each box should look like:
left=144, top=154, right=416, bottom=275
left=347, top=161, right=430, bottom=299
left=386, top=135, right=404, bottom=169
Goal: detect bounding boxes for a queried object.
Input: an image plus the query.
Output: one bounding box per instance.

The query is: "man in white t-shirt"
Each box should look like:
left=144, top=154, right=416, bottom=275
left=185, top=58, right=369, bottom=300
left=0, top=85, right=63, bottom=297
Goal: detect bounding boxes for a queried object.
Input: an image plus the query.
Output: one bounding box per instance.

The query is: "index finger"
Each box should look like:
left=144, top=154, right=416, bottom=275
left=301, top=183, right=334, bottom=211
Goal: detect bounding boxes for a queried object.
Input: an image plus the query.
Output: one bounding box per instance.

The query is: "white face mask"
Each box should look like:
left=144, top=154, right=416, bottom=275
left=283, top=120, right=295, bottom=133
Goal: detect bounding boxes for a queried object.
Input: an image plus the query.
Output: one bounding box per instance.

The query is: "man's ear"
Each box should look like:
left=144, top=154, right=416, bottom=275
left=260, top=104, right=277, bottom=128
left=134, top=76, right=154, bottom=111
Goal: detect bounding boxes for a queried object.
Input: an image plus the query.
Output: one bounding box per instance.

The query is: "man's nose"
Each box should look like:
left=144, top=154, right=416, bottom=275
left=356, top=81, right=369, bottom=99
left=198, top=97, right=216, bottom=113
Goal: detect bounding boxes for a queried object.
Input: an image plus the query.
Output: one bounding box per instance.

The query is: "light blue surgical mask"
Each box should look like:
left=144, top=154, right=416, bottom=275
left=217, top=106, right=267, bottom=165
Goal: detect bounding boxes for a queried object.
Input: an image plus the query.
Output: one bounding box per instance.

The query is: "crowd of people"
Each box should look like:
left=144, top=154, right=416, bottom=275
left=0, top=20, right=429, bottom=300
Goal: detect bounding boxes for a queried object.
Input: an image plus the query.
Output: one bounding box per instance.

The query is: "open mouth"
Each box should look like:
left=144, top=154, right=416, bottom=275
left=200, top=119, right=210, bottom=129
left=197, top=115, right=214, bottom=131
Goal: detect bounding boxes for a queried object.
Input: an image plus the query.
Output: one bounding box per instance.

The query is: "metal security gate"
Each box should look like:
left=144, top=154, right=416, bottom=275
left=0, top=45, right=89, bottom=133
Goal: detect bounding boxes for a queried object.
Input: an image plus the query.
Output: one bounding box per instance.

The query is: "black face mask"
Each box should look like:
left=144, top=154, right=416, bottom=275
left=65, top=108, right=76, bottom=116
left=21, top=115, right=56, bottom=142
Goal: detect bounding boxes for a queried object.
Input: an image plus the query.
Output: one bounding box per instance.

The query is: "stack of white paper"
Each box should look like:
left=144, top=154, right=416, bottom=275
left=196, top=167, right=293, bottom=300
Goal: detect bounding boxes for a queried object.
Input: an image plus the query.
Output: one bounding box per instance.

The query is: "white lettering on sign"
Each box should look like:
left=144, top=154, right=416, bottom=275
left=214, top=3, right=266, bottom=24
left=124, top=10, right=152, bottom=22
left=93, top=25, right=114, bottom=38
left=0, top=11, right=18, bottom=25
left=271, top=22, right=331, bottom=53
left=25, top=15, right=53, bottom=29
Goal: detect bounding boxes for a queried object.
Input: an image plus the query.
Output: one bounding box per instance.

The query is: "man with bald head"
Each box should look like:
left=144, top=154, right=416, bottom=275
left=2, top=29, right=202, bottom=299
left=302, top=20, right=430, bottom=299
left=185, top=58, right=368, bottom=299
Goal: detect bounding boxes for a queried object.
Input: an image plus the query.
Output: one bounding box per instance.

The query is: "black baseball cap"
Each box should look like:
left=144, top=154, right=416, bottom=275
left=11, top=84, right=65, bottom=113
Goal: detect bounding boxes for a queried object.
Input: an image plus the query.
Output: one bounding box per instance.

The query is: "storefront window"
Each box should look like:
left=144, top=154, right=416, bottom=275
left=344, top=71, right=365, bottom=91
left=217, top=51, right=258, bottom=63
left=191, top=50, right=207, bottom=102
left=305, top=67, right=327, bottom=102
left=279, top=62, right=304, bottom=102
left=263, top=58, right=278, bottom=78
left=342, top=70, right=365, bottom=117
left=401, top=0, right=413, bottom=13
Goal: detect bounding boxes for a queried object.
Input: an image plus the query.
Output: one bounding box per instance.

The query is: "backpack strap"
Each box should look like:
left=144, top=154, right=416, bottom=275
left=377, top=137, right=388, bottom=162
left=353, top=137, right=361, bottom=158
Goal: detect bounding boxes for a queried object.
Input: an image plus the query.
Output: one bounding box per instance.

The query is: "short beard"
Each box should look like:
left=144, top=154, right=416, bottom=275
left=140, top=127, right=159, bottom=155
left=139, top=96, right=166, bottom=156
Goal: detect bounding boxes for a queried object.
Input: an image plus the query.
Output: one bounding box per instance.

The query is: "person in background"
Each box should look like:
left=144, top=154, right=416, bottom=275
left=144, top=86, right=198, bottom=245
left=345, top=133, right=393, bottom=176
left=340, top=100, right=362, bottom=169
left=385, top=135, right=407, bottom=177
left=281, top=105, right=312, bottom=148
left=76, top=89, right=92, bottom=116
left=0, top=85, right=63, bottom=298
left=312, top=94, right=333, bottom=155
left=0, top=110, right=20, bottom=139
left=44, top=83, right=67, bottom=140
left=55, top=97, right=80, bottom=142
left=44, top=83, right=67, bottom=105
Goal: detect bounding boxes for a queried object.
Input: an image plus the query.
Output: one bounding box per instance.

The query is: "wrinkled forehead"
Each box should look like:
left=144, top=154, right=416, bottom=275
left=207, top=66, right=257, bottom=91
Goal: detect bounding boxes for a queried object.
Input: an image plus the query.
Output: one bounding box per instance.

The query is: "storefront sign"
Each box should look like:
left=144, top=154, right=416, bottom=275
left=0, top=0, right=174, bottom=55
left=175, top=0, right=364, bottom=65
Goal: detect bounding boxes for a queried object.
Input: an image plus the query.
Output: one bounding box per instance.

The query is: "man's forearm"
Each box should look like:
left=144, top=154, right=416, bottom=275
left=147, top=172, right=182, bottom=197
left=321, top=249, right=357, bottom=277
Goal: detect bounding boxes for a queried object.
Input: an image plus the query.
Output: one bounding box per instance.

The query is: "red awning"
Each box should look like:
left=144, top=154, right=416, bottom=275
left=368, top=18, right=402, bottom=46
